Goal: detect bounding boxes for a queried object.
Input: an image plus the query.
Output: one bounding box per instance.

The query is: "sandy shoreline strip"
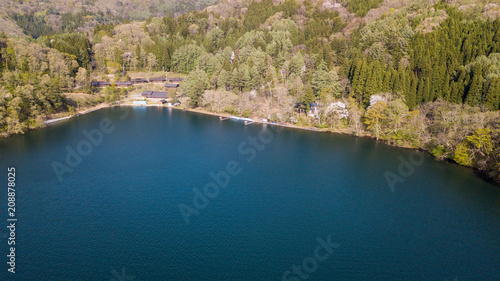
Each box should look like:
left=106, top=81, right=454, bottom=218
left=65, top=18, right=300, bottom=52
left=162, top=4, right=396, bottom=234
left=45, top=101, right=325, bottom=134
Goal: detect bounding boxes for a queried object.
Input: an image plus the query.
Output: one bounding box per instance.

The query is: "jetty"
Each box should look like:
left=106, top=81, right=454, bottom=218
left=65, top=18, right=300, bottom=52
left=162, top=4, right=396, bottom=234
left=45, top=116, right=70, bottom=125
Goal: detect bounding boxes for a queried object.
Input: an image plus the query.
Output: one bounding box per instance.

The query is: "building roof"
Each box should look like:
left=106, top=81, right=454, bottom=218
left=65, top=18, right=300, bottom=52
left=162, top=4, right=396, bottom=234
left=169, top=78, right=184, bottom=81
left=131, top=78, right=149, bottom=83
left=141, top=91, right=169, bottom=98
left=115, top=81, right=132, bottom=86
left=91, top=81, right=111, bottom=86
left=149, top=77, right=167, bottom=82
left=165, top=83, right=180, bottom=88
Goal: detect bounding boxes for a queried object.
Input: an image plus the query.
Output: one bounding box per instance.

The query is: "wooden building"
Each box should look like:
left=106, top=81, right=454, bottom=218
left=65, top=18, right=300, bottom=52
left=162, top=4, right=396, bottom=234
left=115, top=81, right=132, bottom=87
left=164, top=83, right=179, bottom=95
left=141, top=91, right=169, bottom=99
left=90, top=81, right=111, bottom=87
left=168, top=78, right=184, bottom=84
left=131, top=78, right=149, bottom=85
left=149, top=77, right=167, bottom=83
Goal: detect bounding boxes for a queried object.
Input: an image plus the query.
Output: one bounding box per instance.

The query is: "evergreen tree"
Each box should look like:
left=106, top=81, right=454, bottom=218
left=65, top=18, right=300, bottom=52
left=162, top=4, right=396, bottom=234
left=484, top=78, right=500, bottom=110
left=465, top=64, right=483, bottom=107
left=407, top=74, right=417, bottom=110
left=303, top=85, right=315, bottom=112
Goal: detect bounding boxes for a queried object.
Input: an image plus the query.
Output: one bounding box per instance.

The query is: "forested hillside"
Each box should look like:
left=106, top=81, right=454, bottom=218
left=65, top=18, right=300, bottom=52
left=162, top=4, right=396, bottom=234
left=0, top=0, right=218, bottom=36
left=0, top=0, right=499, bottom=182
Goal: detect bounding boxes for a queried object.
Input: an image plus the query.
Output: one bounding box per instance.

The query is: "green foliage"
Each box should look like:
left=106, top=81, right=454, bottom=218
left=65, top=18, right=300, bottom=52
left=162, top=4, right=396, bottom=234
left=453, top=142, right=473, bottom=167
left=184, top=69, right=209, bottom=106
left=171, top=44, right=205, bottom=73
left=13, top=13, right=55, bottom=38
left=347, top=6, right=500, bottom=110
left=431, top=145, right=447, bottom=158
left=348, top=0, right=384, bottom=17
left=49, top=33, right=92, bottom=68
left=311, top=61, right=341, bottom=96
left=243, top=0, right=279, bottom=31
left=364, top=102, right=387, bottom=140
left=104, top=84, right=122, bottom=103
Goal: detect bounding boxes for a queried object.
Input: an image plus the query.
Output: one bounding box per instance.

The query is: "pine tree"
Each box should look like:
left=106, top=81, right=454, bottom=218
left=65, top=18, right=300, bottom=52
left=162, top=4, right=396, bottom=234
left=442, top=72, right=450, bottom=101
left=484, top=78, right=500, bottom=110
left=363, top=68, right=377, bottom=107
left=450, top=80, right=464, bottom=104
left=407, top=74, right=417, bottom=110
left=416, top=77, right=424, bottom=104
left=465, top=64, right=483, bottom=107
left=303, top=85, right=315, bottom=112
left=422, top=78, right=431, bottom=102
left=381, top=68, right=392, bottom=92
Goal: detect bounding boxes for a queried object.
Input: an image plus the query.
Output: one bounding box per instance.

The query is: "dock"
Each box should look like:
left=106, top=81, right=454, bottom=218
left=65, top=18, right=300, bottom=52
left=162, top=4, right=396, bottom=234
left=220, top=116, right=230, bottom=121
left=45, top=116, right=71, bottom=125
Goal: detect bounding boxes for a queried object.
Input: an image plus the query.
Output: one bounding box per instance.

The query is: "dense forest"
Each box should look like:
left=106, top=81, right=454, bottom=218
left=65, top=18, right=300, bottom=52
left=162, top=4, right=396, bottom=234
left=0, top=0, right=499, bottom=182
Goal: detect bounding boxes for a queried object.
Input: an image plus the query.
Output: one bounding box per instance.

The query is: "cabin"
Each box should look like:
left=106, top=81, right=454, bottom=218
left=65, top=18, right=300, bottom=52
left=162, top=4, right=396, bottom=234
left=157, top=99, right=167, bottom=105
left=168, top=78, right=184, bottom=84
left=131, top=78, right=149, bottom=85
left=115, top=81, right=132, bottom=88
left=164, top=83, right=179, bottom=95
left=90, top=81, right=111, bottom=87
left=141, top=91, right=169, bottom=99
left=149, top=77, right=167, bottom=83
left=308, top=102, right=319, bottom=118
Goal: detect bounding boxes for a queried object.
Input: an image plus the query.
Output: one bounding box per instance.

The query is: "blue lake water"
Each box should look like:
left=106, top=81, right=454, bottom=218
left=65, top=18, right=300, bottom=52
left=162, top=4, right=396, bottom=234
left=0, top=106, right=499, bottom=280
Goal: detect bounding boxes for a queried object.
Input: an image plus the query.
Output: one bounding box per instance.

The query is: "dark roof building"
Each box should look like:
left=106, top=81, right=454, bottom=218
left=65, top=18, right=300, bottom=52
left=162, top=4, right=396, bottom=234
left=141, top=91, right=169, bottom=99
left=149, top=77, right=167, bottom=83
left=168, top=78, right=184, bottom=83
left=131, top=78, right=149, bottom=84
left=91, top=81, right=111, bottom=87
left=115, top=81, right=132, bottom=87
left=164, top=83, right=180, bottom=88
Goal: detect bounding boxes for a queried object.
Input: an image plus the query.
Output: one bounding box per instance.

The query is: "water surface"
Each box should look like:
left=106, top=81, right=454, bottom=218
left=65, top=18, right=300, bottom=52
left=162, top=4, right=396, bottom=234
left=0, top=107, right=499, bottom=280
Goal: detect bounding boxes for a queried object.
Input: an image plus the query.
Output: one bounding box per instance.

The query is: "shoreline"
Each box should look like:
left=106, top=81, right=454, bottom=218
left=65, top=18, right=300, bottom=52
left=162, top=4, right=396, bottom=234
left=43, top=101, right=421, bottom=148
left=15, top=100, right=500, bottom=186
left=44, top=103, right=116, bottom=125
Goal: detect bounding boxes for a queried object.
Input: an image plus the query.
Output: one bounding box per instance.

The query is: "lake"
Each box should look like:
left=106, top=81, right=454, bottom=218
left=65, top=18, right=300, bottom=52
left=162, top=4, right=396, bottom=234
left=0, top=106, right=499, bottom=280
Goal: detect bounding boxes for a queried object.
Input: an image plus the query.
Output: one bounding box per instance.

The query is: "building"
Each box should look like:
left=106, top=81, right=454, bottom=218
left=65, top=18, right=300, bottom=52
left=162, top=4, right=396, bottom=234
left=157, top=99, right=167, bottom=105
left=133, top=100, right=147, bottom=105
left=168, top=78, right=184, bottom=84
left=308, top=102, right=319, bottom=118
left=115, top=81, right=132, bottom=87
left=141, top=91, right=169, bottom=99
left=90, top=81, right=111, bottom=87
left=149, top=77, right=167, bottom=83
left=131, top=78, right=149, bottom=85
left=164, top=83, right=179, bottom=95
